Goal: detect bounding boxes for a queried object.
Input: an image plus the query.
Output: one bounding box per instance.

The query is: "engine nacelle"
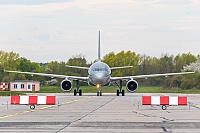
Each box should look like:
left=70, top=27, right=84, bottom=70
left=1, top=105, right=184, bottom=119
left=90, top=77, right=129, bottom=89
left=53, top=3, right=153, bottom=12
left=60, top=80, right=72, bottom=92
left=126, top=80, right=138, bottom=93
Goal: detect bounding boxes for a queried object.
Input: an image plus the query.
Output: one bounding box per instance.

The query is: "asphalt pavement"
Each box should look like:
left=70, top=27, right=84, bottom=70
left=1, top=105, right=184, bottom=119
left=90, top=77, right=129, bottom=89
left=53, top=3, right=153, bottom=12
left=0, top=93, right=200, bottom=133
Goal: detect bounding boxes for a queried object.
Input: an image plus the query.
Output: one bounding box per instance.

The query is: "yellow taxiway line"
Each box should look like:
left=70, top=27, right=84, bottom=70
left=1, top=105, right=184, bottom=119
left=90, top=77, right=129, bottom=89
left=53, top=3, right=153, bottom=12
left=195, top=104, right=200, bottom=108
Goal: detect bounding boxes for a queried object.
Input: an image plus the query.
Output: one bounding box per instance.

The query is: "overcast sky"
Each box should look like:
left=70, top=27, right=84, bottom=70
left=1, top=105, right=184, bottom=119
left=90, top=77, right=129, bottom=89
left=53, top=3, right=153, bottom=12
left=0, top=0, right=200, bottom=63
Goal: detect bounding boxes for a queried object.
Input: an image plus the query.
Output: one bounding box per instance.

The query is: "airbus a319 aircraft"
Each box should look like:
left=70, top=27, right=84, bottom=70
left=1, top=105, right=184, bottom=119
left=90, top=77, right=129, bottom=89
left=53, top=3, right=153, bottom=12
left=5, top=31, right=194, bottom=96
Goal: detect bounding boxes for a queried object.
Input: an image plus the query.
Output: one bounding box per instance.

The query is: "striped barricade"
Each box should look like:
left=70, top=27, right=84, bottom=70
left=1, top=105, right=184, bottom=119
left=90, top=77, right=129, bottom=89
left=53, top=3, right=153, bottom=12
left=11, top=95, right=56, bottom=109
left=142, top=96, right=187, bottom=110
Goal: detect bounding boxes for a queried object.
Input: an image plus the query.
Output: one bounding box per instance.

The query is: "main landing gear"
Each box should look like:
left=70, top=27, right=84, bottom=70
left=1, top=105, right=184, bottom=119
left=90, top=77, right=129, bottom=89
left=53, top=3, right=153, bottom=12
left=74, top=89, right=82, bottom=96
left=74, top=80, right=82, bottom=96
left=115, top=80, right=125, bottom=96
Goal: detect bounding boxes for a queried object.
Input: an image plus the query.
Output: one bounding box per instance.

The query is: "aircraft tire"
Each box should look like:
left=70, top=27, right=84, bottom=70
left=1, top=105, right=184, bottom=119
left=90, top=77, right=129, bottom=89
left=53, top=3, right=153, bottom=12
left=122, top=90, right=125, bottom=96
left=74, top=90, right=77, bottom=96
left=117, top=90, right=120, bottom=96
left=79, top=89, right=82, bottom=96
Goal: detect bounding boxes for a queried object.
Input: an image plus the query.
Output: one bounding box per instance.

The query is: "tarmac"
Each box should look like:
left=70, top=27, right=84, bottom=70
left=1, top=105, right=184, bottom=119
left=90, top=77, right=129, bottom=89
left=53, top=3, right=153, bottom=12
left=0, top=93, right=200, bottom=133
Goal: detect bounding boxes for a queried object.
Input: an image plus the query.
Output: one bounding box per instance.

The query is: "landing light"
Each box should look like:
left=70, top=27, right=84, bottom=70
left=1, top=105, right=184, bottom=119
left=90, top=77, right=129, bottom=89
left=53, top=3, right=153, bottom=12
left=96, top=84, right=101, bottom=89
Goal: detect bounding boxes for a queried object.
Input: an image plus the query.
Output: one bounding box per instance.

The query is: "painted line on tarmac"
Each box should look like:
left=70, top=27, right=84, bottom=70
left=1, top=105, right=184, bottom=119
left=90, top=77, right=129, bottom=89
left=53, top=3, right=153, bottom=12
left=62, top=96, right=96, bottom=104
left=0, top=96, right=96, bottom=119
left=196, top=104, right=200, bottom=108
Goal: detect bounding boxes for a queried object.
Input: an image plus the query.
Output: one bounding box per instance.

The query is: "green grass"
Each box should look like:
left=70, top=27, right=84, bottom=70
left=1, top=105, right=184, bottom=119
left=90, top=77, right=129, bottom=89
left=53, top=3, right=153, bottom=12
left=39, top=86, right=200, bottom=94
left=0, top=91, right=26, bottom=96
left=78, top=86, right=200, bottom=94
left=0, top=86, right=200, bottom=96
left=136, top=86, right=200, bottom=94
left=38, top=86, right=63, bottom=93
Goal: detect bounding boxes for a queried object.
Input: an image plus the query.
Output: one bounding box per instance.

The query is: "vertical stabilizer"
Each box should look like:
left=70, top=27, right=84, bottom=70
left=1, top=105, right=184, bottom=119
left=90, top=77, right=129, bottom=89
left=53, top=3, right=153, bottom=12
left=98, top=31, right=101, bottom=62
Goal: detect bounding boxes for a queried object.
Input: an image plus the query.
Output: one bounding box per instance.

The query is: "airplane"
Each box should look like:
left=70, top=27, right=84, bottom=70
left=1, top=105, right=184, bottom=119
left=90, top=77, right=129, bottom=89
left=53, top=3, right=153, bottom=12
left=4, top=31, right=194, bottom=96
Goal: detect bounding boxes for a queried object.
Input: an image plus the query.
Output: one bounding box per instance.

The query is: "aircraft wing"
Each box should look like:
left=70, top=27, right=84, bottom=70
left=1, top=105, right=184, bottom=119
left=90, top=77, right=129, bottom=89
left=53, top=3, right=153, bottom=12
left=110, top=66, right=133, bottom=70
left=111, top=72, right=194, bottom=81
left=66, top=65, right=89, bottom=70
left=4, top=70, right=88, bottom=81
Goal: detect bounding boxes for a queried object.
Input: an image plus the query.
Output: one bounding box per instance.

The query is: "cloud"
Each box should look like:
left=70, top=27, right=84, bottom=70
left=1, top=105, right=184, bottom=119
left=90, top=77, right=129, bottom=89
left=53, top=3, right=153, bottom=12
left=182, top=16, right=200, bottom=20
left=36, top=33, right=51, bottom=41
left=175, top=27, right=193, bottom=31
left=159, top=0, right=192, bottom=4
left=0, top=0, right=200, bottom=62
left=0, top=3, right=72, bottom=17
left=191, top=0, right=200, bottom=5
left=132, top=0, right=160, bottom=4
left=0, top=0, right=73, bottom=5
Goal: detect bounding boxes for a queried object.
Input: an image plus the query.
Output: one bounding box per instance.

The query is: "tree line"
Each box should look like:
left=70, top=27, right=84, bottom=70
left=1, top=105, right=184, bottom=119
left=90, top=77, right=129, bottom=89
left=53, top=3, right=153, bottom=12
left=0, top=50, right=199, bottom=89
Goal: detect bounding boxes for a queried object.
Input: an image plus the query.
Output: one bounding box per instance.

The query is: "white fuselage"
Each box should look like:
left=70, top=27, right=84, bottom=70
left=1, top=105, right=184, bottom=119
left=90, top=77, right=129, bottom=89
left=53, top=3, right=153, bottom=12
left=88, top=62, right=111, bottom=86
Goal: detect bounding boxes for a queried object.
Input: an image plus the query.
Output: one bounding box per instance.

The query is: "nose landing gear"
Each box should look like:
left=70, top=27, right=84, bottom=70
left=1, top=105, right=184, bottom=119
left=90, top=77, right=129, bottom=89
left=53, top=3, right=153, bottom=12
left=96, top=84, right=102, bottom=96
left=74, top=89, right=82, bottom=96
left=97, top=90, right=102, bottom=96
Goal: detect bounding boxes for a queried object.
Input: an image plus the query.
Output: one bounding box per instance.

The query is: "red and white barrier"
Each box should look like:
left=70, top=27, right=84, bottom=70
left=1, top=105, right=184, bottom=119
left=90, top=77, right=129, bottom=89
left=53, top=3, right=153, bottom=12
left=11, top=95, right=56, bottom=105
left=142, top=96, right=187, bottom=110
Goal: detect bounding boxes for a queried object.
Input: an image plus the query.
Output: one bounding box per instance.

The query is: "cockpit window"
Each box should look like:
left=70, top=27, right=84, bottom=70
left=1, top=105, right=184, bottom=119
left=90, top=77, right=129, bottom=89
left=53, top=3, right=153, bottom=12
left=93, top=68, right=107, bottom=72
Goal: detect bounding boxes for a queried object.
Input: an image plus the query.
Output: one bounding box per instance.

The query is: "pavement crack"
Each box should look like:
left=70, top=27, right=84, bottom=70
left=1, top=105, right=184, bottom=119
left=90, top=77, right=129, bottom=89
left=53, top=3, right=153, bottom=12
left=160, top=117, right=174, bottom=122
left=55, top=97, right=115, bottom=133
left=161, top=126, right=168, bottom=132
left=133, top=111, right=156, bottom=118
left=73, top=97, right=116, bottom=122
left=161, top=121, right=171, bottom=133
left=54, top=122, right=71, bottom=133
left=133, top=111, right=174, bottom=122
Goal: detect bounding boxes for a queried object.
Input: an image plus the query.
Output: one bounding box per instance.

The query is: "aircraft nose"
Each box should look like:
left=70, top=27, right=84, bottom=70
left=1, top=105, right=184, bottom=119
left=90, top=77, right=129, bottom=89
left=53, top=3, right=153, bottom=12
left=95, top=73, right=104, bottom=79
left=91, top=72, right=108, bottom=86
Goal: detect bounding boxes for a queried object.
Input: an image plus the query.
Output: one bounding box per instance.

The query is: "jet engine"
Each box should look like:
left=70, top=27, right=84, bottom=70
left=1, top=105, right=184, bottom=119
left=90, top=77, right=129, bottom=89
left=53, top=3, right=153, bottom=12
left=126, top=80, right=138, bottom=93
left=60, top=80, right=72, bottom=92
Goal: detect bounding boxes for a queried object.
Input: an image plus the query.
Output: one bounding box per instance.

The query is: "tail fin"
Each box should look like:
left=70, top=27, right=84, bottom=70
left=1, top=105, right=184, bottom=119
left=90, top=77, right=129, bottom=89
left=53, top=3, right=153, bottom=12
left=98, top=31, right=101, bottom=62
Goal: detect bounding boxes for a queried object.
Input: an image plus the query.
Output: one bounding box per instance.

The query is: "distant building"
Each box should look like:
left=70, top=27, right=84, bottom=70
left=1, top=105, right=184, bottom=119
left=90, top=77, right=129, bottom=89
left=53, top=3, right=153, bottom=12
left=10, top=80, right=40, bottom=92
left=0, top=82, right=9, bottom=91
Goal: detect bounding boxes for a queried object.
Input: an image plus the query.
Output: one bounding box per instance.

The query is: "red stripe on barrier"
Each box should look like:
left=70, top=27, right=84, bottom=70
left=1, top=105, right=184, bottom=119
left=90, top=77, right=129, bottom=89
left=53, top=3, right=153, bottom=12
left=29, top=96, right=38, bottom=104
left=160, top=96, right=169, bottom=105
left=178, top=96, right=187, bottom=105
left=142, top=96, right=151, bottom=105
left=11, top=96, right=20, bottom=104
left=46, top=96, right=56, bottom=105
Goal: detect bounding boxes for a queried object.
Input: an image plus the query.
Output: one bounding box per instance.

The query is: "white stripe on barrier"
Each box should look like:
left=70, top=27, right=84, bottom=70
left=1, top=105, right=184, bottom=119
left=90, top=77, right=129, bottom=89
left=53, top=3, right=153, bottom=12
left=151, top=96, right=160, bottom=105
left=37, top=96, right=46, bottom=104
left=20, top=96, right=29, bottom=104
left=169, top=96, right=178, bottom=105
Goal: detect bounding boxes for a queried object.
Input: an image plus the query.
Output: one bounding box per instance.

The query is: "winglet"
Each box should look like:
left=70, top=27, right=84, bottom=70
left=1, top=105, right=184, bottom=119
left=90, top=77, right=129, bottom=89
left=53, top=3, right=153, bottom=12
left=98, top=31, right=101, bottom=62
